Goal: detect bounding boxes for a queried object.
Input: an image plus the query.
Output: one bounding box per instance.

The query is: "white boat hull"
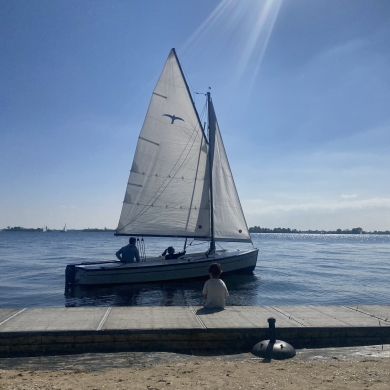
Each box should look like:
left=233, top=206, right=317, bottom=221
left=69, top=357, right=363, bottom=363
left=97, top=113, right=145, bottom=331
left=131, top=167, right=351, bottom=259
left=66, top=249, right=258, bottom=286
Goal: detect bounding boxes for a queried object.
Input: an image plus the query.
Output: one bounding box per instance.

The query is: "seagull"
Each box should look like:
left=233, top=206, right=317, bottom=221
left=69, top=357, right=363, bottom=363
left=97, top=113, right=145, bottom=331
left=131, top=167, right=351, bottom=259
left=162, top=114, right=184, bottom=124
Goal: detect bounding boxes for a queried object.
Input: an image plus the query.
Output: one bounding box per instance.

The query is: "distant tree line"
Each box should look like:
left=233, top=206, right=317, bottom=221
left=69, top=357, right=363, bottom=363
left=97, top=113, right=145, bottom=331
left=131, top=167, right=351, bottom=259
left=248, top=226, right=390, bottom=235
left=3, top=226, right=44, bottom=232
left=2, top=226, right=115, bottom=232
left=3, top=225, right=389, bottom=235
left=82, top=228, right=115, bottom=232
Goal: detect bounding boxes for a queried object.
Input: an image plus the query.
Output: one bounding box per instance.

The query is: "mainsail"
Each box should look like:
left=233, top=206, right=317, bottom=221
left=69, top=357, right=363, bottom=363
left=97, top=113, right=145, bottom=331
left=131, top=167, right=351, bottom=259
left=116, top=49, right=251, bottom=243
left=116, top=49, right=210, bottom=238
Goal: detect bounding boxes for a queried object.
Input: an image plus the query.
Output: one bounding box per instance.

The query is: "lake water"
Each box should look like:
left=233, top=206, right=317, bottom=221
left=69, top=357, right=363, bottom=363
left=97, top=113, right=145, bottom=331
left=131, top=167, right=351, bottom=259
left=0, top=232, right=389, bottom=308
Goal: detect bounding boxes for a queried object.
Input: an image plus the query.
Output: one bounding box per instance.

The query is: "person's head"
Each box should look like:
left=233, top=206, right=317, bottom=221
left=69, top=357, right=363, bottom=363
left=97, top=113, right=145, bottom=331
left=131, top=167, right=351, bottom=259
left=167, top=246, right=175, bottom=254
left=208, top=263, right=222, bottom=278
left=129, top=237, right=136, bottom=245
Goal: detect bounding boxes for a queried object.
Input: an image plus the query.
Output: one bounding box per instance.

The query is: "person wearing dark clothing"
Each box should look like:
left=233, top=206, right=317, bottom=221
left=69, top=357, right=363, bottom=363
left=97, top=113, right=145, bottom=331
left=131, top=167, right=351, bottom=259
left=116, top=237, right=140, bottom=263
left=161, top=246, right=186, bottom=260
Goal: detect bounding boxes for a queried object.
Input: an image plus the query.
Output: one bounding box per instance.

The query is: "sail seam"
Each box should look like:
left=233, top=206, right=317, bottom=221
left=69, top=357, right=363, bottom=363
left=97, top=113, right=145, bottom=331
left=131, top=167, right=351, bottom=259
left=130, top=170, right=204, bottom=180
left=158, top=80, right=186, bottom=89
left=124, top=203, right=205, bottom=211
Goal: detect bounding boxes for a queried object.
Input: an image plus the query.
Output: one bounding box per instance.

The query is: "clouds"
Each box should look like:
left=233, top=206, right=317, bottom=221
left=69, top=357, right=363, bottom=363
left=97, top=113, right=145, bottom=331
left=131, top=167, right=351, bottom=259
left=341, top=194, right=357, bottom=199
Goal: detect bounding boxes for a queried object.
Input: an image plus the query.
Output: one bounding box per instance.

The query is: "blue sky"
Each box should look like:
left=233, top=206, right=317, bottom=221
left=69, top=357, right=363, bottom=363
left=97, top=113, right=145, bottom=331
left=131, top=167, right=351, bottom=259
left=1, top=0, right=389, bottom=231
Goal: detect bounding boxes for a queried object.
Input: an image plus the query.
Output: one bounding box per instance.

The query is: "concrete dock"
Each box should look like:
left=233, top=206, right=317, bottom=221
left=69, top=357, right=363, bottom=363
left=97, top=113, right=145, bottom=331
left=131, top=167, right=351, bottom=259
left=1, top=305, right=390, bottom=357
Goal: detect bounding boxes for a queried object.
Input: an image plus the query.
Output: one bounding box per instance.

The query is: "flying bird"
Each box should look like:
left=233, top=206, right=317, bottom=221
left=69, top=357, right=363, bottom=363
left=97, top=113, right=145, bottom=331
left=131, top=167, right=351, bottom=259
left=162, top=114, right=184, bottom=124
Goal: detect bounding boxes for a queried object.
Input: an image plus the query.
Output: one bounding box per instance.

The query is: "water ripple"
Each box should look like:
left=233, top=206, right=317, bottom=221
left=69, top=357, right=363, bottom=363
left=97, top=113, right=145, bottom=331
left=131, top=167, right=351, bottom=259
left=0, top=232, right=389, bottom=307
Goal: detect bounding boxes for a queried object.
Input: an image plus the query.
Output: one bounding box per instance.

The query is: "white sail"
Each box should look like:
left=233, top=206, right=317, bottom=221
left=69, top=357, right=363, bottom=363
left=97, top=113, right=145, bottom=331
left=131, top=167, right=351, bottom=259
left=116, top=49, right=210, bottom=238
left=208, top=100, right=251, bottom=243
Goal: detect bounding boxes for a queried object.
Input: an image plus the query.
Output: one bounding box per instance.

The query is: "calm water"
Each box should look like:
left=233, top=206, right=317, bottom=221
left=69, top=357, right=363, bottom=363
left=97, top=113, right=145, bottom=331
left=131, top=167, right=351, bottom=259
left=0, top=232, right=389, bottom=308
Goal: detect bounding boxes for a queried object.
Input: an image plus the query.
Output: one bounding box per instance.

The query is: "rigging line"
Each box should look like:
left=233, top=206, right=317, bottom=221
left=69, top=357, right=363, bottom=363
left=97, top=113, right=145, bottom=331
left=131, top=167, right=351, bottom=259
left=125, top=126, right=200, bottom=225
left=186, top=239, right=195, bottom=249
left=198, top=101, right=207, bottom=127
left=211, top=108, right=252, bottom=242
left=140, top=120, right=202, bottom=192
left=182, top=100, right=208, bottom=231
left=216, top=242, right=225, bottom=251
left=137, top=237, right=146, bottom=261
left=122, top=125, right=201, bottom=226
left=141, top=237, right=146, bottom=261
left=188, top=241, right=208, bottom=247
left=184, top=133, right=206, bottom=232
left=122, top=129, right=203, bottom=225
left=118, top=121, right=204, bottom=231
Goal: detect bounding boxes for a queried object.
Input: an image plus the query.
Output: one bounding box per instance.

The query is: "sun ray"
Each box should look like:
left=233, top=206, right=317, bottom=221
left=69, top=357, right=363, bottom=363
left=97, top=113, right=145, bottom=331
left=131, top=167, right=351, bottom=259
left=181, top=0, right=235, bottom=53
left=181, top=0, right=283, bottom=89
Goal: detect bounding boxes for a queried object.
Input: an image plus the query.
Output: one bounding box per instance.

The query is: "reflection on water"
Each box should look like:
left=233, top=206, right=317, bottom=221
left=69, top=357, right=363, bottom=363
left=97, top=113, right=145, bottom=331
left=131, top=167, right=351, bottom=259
left=64, top=273, right=261, bottom=307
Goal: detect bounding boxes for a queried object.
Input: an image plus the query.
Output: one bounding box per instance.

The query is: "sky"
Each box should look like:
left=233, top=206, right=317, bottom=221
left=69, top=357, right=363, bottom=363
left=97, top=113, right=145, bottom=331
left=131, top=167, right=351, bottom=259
left=1, top=0, right=389, bottom=232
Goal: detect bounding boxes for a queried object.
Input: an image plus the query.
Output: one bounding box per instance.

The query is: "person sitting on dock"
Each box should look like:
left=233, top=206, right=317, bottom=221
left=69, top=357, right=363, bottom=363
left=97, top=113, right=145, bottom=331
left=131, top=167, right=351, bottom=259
left=202, top=263, right=229, bottom=309
left=116, top=237, right=140, bottom=263
left=161, top=246, right=186, bottom=260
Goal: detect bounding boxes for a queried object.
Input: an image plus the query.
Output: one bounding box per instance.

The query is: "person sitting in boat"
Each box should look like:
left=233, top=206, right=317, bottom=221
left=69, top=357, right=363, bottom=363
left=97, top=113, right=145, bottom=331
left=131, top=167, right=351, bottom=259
left=161, top=246, right=186, bottom=260
left=116, top=237, right=140, bottom=263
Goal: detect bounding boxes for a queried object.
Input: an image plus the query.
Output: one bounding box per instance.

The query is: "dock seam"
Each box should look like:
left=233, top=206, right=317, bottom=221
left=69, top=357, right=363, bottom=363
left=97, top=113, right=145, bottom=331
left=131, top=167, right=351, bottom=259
left=188, top=305, right=206, bottom=329
left=96, top=307, right=112, bottom=331
left=270, top=306, right=307, bottom=327
left=0, top=308, right=27, bottom=327
left=343, top=305, right=390, bottom=324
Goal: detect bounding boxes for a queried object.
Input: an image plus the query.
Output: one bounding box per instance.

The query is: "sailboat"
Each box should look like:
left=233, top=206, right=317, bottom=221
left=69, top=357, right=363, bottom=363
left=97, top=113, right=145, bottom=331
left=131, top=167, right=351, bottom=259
left=60, top=223, right=66, bottom=233
left=65, top=49, right=258, bottom=286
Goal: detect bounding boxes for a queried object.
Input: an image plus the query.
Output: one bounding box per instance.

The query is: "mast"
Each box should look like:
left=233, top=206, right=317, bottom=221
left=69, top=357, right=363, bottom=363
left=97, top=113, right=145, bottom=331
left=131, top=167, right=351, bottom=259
left=207, top=92, right=215, bottom=252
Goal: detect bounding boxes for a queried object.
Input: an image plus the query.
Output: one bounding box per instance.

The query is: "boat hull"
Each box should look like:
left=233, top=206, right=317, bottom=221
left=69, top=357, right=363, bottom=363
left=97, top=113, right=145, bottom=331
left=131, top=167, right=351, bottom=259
left=66, top=249, right=258, bottom=286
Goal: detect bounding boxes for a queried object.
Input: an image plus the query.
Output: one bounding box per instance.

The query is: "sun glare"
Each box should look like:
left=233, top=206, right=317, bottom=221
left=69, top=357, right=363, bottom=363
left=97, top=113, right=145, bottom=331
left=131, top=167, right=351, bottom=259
left=182, top=0, right=283, bottom=87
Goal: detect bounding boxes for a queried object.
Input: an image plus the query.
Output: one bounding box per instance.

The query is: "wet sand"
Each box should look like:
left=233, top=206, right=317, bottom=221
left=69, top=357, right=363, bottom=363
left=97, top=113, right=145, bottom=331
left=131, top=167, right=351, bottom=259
left=1, top=345, right=390, bottom=389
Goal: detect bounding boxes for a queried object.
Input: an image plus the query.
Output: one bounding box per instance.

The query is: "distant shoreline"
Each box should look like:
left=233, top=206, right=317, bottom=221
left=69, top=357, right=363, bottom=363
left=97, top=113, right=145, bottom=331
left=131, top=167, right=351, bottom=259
left=1, top=226, right=389, bottom=235
left=249, top=226, right=390, bottom=235
left=1, top=227, right=116, bottom=233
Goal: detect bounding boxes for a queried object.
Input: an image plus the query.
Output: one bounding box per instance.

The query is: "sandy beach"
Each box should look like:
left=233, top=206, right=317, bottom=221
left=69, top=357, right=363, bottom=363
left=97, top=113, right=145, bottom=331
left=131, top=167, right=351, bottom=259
left=1, top=346, right=390, bottom=389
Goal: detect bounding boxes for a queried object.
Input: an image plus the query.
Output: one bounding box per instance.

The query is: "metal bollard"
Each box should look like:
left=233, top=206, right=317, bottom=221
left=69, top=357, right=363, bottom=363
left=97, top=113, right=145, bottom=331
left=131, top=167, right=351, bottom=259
left=251, top=317, right=296, bottom=360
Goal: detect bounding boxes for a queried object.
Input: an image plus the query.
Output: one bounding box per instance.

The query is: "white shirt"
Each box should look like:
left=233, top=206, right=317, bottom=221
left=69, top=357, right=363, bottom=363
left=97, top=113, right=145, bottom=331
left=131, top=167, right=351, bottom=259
left=202, top=278, right=229, bottom=309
